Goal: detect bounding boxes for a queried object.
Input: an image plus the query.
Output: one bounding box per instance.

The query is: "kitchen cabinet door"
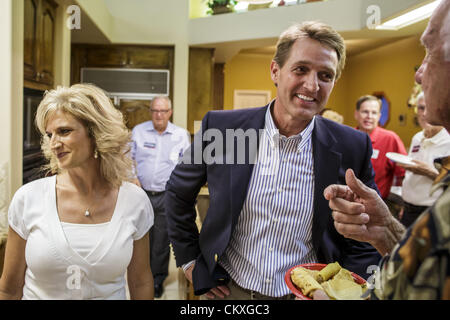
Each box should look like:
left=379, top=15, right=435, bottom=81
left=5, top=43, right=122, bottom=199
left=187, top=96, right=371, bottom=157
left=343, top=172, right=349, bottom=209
left=38, top=0, right=57, bottom=87
left=24, top=0, right=57, bottom=90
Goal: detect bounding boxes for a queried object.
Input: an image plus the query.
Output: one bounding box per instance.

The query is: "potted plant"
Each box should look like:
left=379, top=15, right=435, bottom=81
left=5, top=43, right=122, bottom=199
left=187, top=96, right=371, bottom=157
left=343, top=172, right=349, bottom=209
left=206, top=0, right=237, bottom=15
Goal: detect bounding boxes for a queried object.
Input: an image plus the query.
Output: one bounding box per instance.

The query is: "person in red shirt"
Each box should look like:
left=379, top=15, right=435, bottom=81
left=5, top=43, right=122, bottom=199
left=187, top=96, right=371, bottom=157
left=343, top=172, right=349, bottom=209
left=354, top=95, right=407, bottom=199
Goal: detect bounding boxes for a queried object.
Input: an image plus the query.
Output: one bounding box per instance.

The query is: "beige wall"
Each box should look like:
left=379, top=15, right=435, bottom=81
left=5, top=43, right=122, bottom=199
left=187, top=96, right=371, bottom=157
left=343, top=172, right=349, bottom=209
left=189, top=0, right=208, bottom=19
left=54, top=0, right=74, bottom=87
left=75, top=0, right=113, bottom=40
left=325, top=70, right=350, bottom=120
left=173, top=42, right=189, bottom=129
left=0, top=0, right=24, bottom=236
left=338, top=36, right=425, bottom=147
left=223, top=53, right=275, bottom=110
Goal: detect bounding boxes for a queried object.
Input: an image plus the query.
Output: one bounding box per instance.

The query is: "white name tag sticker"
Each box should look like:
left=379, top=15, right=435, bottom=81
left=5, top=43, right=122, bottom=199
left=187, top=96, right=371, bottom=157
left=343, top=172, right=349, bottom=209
left=372, top=149, right=379, bottom=159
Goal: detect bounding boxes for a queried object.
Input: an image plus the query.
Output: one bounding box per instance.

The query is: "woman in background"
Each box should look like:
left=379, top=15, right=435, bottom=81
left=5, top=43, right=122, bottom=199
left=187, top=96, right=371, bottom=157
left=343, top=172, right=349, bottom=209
left=399, top=91, right=450, bottom=227
left=0, top=84, right=154, bottom=299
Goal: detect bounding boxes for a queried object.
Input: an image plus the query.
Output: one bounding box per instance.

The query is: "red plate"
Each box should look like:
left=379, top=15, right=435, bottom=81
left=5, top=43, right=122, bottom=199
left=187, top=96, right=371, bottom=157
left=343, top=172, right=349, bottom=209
left=284, top=263, right=366, bottom=300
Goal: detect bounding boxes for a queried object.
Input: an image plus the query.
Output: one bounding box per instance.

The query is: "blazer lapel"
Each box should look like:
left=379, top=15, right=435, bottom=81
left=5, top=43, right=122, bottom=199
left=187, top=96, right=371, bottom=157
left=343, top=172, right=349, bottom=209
left=311, top=117, right=342, bottom=253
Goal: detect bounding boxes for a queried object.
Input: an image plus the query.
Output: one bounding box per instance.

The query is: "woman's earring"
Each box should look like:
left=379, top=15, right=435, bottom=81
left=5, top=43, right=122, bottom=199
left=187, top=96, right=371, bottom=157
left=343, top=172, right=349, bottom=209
left=94, top=149, right=99, bottom=159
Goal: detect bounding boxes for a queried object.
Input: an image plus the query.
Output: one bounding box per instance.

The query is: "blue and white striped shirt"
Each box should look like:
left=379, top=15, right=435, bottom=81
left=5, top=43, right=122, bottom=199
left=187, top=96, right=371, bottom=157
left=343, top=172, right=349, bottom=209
left=220, top=106, right=317, bottom=297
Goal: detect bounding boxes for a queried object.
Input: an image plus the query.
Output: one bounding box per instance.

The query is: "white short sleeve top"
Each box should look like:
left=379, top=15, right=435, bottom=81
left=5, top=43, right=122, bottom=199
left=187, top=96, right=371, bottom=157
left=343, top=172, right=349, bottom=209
left=402, top=129, right=450, bottom=206
left=60, top=222, right=110, bottom=258
left=8, top=175, right=154, bottom=300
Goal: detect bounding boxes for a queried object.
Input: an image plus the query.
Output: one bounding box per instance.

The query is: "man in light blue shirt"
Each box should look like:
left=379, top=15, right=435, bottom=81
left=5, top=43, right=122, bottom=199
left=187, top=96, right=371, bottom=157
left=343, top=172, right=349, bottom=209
left=131, top=96, right=190, bottom=298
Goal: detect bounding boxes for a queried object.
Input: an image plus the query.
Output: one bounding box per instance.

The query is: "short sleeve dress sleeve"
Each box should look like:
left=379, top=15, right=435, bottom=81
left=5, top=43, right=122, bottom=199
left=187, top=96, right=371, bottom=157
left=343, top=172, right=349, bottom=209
left=8, top=187, right=29, bottom=240
left=132, top=191, right=154, bottom=241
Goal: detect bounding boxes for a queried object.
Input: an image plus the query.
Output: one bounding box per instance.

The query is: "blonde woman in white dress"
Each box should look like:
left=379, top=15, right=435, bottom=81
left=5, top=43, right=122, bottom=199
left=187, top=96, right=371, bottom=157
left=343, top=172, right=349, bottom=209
left=0, top=84, right=154, bottom=300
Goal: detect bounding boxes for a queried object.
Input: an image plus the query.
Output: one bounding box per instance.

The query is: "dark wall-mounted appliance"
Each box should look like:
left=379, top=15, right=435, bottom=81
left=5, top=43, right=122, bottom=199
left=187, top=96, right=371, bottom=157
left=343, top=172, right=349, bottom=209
left=23, top=87, right=47, bottom=184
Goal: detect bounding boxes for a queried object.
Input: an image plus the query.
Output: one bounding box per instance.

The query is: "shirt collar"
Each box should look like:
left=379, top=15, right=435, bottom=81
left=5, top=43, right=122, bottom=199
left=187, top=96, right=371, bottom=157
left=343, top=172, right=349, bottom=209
left=423, top=128, right=449, bottom=144
left=264, top=101, right=315, bottom=152
left=368, top=126, right=380, bottom=142
left=147, top=121, right=174, bottom=135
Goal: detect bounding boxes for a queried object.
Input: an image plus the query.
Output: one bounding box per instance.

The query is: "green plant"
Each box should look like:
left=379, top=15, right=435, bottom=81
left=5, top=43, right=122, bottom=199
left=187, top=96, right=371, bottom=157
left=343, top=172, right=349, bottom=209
left=205, top=0, right=237, bottom=15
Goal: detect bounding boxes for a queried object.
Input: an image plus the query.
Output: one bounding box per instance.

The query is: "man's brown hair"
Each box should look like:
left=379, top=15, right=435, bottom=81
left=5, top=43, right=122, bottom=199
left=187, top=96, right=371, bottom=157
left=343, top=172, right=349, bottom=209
left=273, top=21, right=346, bottom=80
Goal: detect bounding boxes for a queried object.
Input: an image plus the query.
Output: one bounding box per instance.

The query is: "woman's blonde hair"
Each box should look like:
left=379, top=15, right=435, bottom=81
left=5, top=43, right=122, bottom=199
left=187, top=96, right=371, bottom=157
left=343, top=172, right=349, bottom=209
left=35, top=83, right=132, bottom=188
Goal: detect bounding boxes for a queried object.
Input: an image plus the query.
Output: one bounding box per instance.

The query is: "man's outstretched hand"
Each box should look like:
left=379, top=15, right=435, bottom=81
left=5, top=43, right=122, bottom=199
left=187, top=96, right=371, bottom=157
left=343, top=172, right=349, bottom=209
left=324, top=169, right=405, bottom=255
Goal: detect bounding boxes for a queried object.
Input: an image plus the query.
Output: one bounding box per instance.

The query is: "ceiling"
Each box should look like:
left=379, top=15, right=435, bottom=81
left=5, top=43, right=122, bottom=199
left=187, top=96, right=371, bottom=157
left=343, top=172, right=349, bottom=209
left=198, top=16, right=428, bottom=61
left=71, top=1, right=429, bottom=59
left=71, top=7, right=109, bottom=44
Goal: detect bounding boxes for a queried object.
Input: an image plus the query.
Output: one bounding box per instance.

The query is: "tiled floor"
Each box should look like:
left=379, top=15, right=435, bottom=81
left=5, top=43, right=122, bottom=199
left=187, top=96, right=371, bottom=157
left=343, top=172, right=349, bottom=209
left=155, top=249, right=181, bottom=300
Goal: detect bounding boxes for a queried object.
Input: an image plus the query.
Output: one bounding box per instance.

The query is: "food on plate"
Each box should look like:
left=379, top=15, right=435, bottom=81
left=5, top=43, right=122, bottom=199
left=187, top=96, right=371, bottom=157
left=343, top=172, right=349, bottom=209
left=290, top=262, right=367, bottom=300
left=317, top=261, right=341, bottom=282
left=312, top=289, right=330, bottom=300
left=333, top=268, right=354, bottom=282
left=300, top=267, right=320, bottom=280
left=321, top=277, right=365, bottom=300
left=291, top=267, right=323, bottom=297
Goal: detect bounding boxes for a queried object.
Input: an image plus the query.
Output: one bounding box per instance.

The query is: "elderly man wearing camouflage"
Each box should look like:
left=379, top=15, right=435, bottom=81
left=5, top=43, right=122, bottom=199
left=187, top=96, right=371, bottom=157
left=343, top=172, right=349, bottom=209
left=324, top=0, right=450, bottom=300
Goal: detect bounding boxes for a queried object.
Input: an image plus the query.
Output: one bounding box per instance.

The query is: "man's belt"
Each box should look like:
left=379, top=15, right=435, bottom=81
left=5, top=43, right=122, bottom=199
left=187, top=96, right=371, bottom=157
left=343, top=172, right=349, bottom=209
left=146, top=190, right=165, bottom=197
left=230, top=280, right=294, bottom=300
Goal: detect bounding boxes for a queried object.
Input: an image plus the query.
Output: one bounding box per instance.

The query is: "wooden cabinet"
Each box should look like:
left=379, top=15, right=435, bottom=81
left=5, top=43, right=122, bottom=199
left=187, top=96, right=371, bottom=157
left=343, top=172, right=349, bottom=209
left=24, top=0, right=38, bottom=83
left=24, top=0, right=57, bottom=90
left=71, top=45, right=174, bottom=78
left=213, top=63, right=225, bottom=111
left=188, top=48, right=215, bottom=135
left=71, top=44, right=174, bottom=129
left=85, top=47, right=128, bottom=67
left=119, top=100, right=152, bottom=129
left=127, top=47, right=172, bottom=68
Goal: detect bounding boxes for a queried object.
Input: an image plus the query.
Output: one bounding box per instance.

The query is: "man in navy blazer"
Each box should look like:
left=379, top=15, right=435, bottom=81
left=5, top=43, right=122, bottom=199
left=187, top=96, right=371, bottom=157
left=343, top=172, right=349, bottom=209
left=166, top=21, right=381, bottom=299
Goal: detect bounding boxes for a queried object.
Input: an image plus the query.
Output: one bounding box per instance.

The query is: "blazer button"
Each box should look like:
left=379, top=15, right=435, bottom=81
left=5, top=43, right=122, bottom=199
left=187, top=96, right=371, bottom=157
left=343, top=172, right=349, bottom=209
left=214, top=254, right=218, bottom=262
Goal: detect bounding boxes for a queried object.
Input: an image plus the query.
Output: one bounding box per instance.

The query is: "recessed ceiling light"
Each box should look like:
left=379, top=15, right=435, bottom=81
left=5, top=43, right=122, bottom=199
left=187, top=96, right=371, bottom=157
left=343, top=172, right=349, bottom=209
left=376, top=0, right=441, bottom=30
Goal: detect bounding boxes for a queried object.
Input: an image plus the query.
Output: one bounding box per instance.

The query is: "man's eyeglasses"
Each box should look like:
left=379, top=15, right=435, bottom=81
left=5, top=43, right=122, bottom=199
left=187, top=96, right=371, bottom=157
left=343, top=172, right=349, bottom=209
left=150, top=109, right=170, bottom=114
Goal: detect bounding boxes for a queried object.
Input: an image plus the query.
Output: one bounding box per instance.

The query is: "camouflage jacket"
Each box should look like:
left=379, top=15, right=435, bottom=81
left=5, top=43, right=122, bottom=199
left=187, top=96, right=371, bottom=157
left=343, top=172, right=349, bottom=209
left=373, top=157, right=450, bottom=300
